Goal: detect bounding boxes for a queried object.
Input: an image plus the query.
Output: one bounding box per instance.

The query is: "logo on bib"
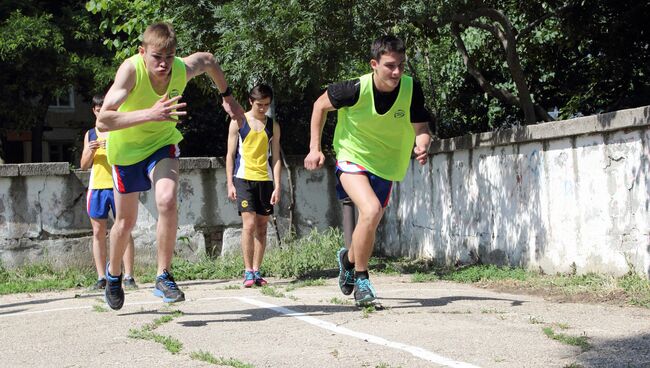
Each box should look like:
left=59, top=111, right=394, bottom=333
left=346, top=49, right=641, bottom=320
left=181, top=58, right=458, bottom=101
left=394, top=109, right=405, bottom=118
left=169, top=89, right=181, bottom=98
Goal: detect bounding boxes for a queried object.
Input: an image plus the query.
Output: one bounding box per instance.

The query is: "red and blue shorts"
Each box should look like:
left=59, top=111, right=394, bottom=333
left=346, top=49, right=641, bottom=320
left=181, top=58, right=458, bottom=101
left=111, top=144, right=180, bottom=194
left=86, top=188, right=115, bottom=219
left=335, top=160, right=394, bottom=208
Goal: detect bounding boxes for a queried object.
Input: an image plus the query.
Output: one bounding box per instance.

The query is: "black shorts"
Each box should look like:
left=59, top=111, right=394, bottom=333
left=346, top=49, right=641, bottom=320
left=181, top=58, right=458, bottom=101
left=234, top=177, right=274, bottom=216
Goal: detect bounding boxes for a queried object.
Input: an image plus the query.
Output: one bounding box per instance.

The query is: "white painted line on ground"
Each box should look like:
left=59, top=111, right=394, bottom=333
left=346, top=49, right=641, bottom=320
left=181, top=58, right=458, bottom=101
left=236, top=296, right=482, bottom=368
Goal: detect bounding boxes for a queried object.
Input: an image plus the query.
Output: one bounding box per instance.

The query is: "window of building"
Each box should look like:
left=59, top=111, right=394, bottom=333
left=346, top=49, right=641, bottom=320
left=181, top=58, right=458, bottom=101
left=49, top=87, right=75, bottom=110
left=49, top=141, right=74, bottom=163
left=4, top=141, right=24, bottom=163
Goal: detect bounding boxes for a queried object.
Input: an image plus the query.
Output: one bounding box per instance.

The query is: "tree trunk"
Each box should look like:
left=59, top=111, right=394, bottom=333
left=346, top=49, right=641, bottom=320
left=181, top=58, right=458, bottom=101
left=450, top=8, right=554, bottom=124
left=279, top=146, right=295, bottom=234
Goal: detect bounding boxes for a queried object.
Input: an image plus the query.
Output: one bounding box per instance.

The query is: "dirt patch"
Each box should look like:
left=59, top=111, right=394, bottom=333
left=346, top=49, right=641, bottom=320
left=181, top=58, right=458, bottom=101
left=474, top=279, right=633, bottom=306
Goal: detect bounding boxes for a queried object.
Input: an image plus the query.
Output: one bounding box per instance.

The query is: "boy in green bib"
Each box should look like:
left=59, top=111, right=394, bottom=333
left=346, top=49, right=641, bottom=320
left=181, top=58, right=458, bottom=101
left=97, top=22, right=244, bottom=310
left=304, top=35, right=432, bottom=305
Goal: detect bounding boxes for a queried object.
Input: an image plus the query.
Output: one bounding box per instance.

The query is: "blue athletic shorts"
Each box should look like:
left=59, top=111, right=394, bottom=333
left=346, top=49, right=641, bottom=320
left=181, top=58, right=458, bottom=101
left=335, top=160, right=394, bottom=208
left=86, top=188, right=115, bottom=219
left=111, top=144, right=180, bottom=194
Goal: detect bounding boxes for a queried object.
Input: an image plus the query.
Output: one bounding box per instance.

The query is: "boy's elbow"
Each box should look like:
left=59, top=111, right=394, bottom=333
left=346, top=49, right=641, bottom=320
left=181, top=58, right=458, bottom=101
left=95, top=115, right=110, bottom=132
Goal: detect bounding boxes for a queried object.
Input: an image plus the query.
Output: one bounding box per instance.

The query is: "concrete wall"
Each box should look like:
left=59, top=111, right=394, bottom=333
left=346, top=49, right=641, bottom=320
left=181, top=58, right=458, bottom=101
left=377, top=106, right=650, bottom=278
left=1, top=106, right=650, bottom=278
left=0, top=157, right=342, bottom=269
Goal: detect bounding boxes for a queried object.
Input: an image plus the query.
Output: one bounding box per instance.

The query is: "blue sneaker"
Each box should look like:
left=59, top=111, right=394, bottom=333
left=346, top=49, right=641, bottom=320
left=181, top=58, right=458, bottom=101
left=153, top=269, right=185, bottom=303
left=105, top=265, right=124, bottom=310
left=354, top=278, right=376, bottom=306
left=337, top=247, right=355, bottom=295
left=243, top=271, right=255, bottom=288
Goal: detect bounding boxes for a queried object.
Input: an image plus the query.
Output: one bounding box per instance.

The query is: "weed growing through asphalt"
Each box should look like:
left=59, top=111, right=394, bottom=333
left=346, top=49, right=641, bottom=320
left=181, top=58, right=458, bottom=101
left=92, top=304, right=108, bottom=313
left=481, top=308, right=506, bottom=314
left=431, top=309, right=472, bottom=314
left=411, top=272, right=438, bottom=283
left=260, top=285, right=286, bottom=298
left=542, top=327, right=591, bottom=351
left=528, top=316, right=544, bottom=324
left=190, top=350, right=254, bottom=368
left=224, top=284, right=240, bottom=290
left=361, top=305, right=376, bottom=318
left=285, top=278, right=326, bottom=292
left=128, top=310, right=184, bottom=354
left=328, top=297, right=353, bottom=305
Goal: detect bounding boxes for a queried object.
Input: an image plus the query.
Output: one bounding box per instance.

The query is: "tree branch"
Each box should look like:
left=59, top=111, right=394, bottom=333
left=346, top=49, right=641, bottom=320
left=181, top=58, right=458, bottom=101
left=453, top=8, right=539, bottom=123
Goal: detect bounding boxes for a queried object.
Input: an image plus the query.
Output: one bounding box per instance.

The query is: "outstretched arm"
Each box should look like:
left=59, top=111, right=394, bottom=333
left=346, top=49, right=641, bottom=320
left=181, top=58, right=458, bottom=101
left=183, top=52, right=245, bottom=121
left=225, top=119, right=240, bottom=201
left=304, top=91, right=336, bottom=170
left=97, top=60, right=187, bottom=132
left=412, top=122, right=432, bottom=165
left=270, top=121, right=282, bottom=205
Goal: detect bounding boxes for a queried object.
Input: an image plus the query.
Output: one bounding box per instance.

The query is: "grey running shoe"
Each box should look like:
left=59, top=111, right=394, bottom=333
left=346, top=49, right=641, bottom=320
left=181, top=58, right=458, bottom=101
left=354, top=278, right=376, bottom=306
left=123, top=276, right=138, bottom=290
left=337, top=247, right=355, bottom=295
left=153, top=269, right=185, bottom=303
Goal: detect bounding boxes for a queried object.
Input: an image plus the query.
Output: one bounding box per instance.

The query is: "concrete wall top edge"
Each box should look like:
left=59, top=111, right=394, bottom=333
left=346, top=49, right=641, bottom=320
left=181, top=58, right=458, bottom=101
left=429, top=105, right=650, bottom=154
left=1, top=155, right=335, bottom=177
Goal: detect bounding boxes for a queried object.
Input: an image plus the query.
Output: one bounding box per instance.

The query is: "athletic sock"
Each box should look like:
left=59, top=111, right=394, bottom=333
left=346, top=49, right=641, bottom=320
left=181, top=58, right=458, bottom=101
left=355, top=270, right=369, bottom=280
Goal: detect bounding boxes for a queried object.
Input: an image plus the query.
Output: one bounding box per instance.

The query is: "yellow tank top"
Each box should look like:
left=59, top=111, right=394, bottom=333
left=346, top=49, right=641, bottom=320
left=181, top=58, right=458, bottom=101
left=88, top=128, right=113, bottom=189
left=106, top=54, right=187, bottom=165
left=233, top=116, right=273, bottom=181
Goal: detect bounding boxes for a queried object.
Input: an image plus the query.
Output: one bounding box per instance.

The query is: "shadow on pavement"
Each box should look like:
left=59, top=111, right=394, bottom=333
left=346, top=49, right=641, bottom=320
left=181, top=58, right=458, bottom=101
left=576, top=333, right=650, bottom=367
left=0, top=292, right=100, bottom=310
left=381, top=296, right=525, bottom=308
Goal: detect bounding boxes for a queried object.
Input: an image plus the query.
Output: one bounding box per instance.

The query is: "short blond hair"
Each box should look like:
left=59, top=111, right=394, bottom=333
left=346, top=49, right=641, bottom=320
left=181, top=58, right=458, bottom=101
left=142, top=22, right=177, bottom=51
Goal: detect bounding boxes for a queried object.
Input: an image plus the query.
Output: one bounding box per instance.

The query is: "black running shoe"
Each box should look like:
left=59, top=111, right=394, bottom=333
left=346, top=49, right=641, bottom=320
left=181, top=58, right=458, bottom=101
left=104, top=269, right=124, bottom=310
left=337, top=247, right=355, bottom=295
left=123, top=276, right=138, bottom=290
left=153, top=269, right=185, bottom=303
left=89, top=278, right=106, bottom=290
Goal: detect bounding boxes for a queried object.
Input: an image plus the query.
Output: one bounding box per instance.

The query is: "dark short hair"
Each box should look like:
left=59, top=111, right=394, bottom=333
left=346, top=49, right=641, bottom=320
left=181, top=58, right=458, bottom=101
left=371, top=35, right=406, bottom=61
left=91, top=94, right=104, bottom=108
left=249, top=84, right=273, bottom=102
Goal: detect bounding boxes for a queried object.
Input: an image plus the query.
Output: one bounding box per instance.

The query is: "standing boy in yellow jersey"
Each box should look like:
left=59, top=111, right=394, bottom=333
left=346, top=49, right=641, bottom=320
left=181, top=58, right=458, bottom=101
left=97, top=22, right=245, bottom=310
left=304, top=36, right=432, bottom=305
left=226, top=84, right=281, bottom=287
left=80, top=95, right=137, bottom=290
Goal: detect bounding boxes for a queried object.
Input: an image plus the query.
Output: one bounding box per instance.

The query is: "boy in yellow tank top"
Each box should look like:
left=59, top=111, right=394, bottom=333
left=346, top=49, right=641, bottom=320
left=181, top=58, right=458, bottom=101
left=226, top=84, right=281, bottom=287
left=80, top=95, right=137, bottom=290
left=97, top=22, right=245, bottom=310
left=304, top=36, right=432, bottom=305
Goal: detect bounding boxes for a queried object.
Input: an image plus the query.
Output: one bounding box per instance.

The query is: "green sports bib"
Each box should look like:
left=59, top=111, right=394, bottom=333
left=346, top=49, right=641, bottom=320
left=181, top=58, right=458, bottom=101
left=333, top=73, right=415, bottom=181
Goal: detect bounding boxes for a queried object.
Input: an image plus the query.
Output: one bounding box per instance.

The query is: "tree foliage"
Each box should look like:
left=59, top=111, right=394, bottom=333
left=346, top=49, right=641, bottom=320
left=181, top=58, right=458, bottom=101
left=0, top=0, right=114, bottom=161
left=7, top=0, right=646, bottom=160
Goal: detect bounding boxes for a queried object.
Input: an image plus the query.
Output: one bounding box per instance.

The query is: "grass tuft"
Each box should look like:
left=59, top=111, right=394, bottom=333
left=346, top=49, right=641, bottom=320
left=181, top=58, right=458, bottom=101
left=190, top=350, right=254, bottom=368
left=543, top=327, right=591, bottom=351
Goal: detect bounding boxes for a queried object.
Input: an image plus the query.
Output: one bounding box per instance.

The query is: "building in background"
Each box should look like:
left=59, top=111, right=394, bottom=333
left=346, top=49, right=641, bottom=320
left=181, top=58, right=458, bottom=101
left=4, top=87, right=93, bottom=165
